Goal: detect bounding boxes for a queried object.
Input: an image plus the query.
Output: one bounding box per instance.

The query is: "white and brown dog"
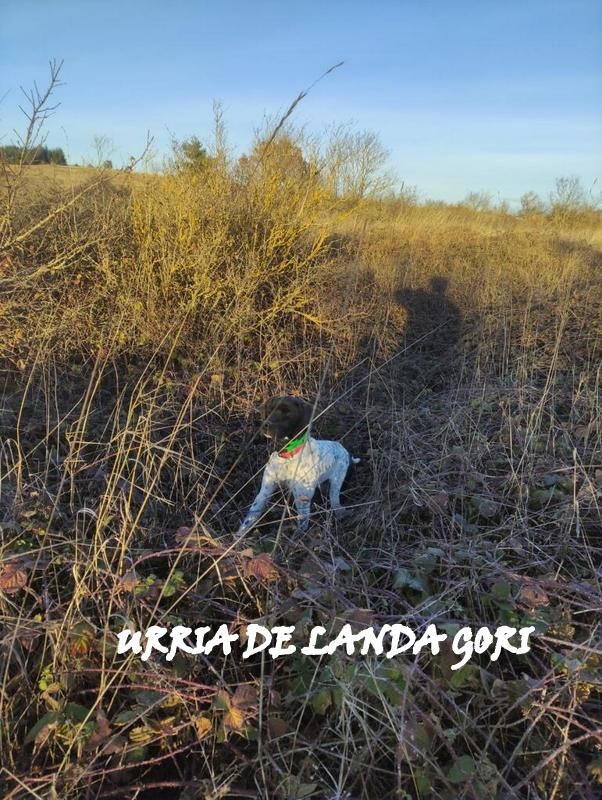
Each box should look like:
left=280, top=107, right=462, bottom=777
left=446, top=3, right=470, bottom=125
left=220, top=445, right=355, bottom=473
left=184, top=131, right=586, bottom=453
left=238, top=396, right=359, bottom=533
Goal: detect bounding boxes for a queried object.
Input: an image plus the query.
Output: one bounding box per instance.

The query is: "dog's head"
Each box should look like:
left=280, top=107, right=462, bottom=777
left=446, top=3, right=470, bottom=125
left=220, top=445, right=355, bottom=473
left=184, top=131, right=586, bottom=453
left=262, top=396, right=313, bottom=443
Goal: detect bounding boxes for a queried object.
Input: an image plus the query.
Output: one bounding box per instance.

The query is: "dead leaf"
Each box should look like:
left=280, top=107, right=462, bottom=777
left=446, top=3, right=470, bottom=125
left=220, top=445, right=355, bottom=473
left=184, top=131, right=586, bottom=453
left=40, top=683, right=62, bottom=712
left=129, top=725, right=155, bottom=745
left=34, top=719, right=58, bottom=747
left=161, top=693, right=183, bottom=708
left=194, top=716, right=212, bottom=740
left=175, top=526, right=225, bottom=552
left=245, top=552, right=278, bottom=582
left=268, top=715, right=290, bottom=738
left=278, top=776, right=317, bottom=799
left=220, top=684, right=258, bottom=732
left=518, top=584, right=550, bottom=609
left=428, top=490, right=449, bottom=513
left=104, top=734, right=127, bottom=755
left=68, top=621, right=95, bottom=659
left=223, top=705, right=246, bottom=732
left=157, top=715, right=177, bottom=736
left=118, top=571, right=138, bottom=592
left=298, top=553, right=324, bottom=579
left=86, top=709, right=112, bottom=750
left=232, top=683, right=257, bottom=711
left=16, top=624, right=40, bottom=650
left=342, top=607, right=374, bottom=631
left=0, top=562, right=28, bottom=594
left=175, top=526, right=193, bottom=543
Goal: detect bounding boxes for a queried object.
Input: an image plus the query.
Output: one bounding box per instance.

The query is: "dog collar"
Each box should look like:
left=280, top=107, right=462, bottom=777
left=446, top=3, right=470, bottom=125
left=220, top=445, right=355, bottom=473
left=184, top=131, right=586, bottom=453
left=278, top=431, right=308, bottom=459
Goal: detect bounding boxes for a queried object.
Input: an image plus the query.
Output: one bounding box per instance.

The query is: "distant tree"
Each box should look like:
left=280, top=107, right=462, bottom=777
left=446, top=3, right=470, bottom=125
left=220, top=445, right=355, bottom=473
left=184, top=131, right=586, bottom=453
left=520, top=191, right=546, bottom=215
left=91, top=135, right=115, bottom=168
left=48, top=147, right=66, bottom=165
left=236, top=134, right=311, bottom=185
left=464, top=191, right=492, bottom=211
left=102, top=159, right=113, bottom=169
left=322, top=126, right=392, bottom=199
left=0, top=145, right=21, bottom=163
left=550, top=176, right=587, bottom=214
left=174, top=136, right=213, bottom=172
left=33, top=146, right=51, bottom=164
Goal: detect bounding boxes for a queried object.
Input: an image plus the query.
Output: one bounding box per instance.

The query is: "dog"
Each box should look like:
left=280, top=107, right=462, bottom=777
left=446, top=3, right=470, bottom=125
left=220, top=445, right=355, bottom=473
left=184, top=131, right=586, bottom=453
left=238, top=396, right=359, bottom=533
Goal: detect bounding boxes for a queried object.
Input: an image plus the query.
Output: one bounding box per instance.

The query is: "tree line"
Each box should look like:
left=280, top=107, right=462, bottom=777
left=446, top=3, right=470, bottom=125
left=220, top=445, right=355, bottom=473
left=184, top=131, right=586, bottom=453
left=0, top=145, right=67, bottom=165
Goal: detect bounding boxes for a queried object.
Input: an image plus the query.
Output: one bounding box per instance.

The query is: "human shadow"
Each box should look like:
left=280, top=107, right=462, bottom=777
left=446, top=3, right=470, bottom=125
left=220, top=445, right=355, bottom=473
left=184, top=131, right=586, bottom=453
left=394, top=276, right=463, bottom=398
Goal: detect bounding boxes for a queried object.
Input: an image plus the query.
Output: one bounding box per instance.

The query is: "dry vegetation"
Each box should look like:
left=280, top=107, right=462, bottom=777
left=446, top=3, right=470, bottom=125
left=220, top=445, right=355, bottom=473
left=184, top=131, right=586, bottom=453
left=0, top=67, right=601, bottom=799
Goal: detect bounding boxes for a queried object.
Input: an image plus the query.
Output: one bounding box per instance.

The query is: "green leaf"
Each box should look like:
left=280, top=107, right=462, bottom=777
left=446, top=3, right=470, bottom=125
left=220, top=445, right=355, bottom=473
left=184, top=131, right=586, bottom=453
left=279, top=777, right=318, bottom=799
left=448, top=664, right=479, bottom=691
left=448, top=755, right=477, bottom=784
left=163, top=569, right=186, bottom=598
left=332, top=685, right=344, bottom=708
left=133, top=689, right=167, bottom=707
left=453, top=513, right=479, bottom=534
left=113, top=709, right=140, bottom=725
left=25, top=711, right=62, bottom=744
left=470, top=496, right=499, bottom=518
left=310, top=687, right=332, bottom=715
left=64, top=703, right=91, bottom=723
left=126, top=745, right=147, bottom=763
left=290, top=658, right=315, bottom=694
left=415, top=766, right=432, bottom=795
left=382, top=662, right=405, bottom=685
left=414, top=548, right=444, bottom=575
left=529, top=487, right=556, bottom=510
left=441, top=623, right=461, bottom=637
left=358, top=669, right=404, bottom=705
left=394, top=568, right=427, bottom=592
left=393, top=567, right=412, bottom=588
left=212, top=690, right=231, bottom=711
left=489, top=581, right=512, bottom=601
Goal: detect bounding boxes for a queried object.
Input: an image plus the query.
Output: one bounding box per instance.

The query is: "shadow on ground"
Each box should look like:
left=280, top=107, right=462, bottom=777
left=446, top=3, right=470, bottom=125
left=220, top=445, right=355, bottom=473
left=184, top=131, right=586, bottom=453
left=394, top=276, right=463, bottom=399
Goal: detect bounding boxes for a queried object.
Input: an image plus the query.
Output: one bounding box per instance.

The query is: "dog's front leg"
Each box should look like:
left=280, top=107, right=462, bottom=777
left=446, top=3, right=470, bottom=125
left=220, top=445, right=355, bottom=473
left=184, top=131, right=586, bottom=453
left=239, top=466, right=277, bottom=533
left=293, top=488, right=314, bottom=532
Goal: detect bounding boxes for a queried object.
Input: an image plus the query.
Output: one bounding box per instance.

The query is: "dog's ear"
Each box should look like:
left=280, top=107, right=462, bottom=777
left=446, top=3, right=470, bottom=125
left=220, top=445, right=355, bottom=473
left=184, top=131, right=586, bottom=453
left=262, top=396, right=280, bottom=421
left=292, top=397, right=314, bottom=431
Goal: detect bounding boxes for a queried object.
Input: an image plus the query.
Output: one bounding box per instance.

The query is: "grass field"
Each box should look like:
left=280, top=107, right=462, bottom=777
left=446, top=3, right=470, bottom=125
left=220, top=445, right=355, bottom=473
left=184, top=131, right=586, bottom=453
left=0, top=147, right=601, bottom=800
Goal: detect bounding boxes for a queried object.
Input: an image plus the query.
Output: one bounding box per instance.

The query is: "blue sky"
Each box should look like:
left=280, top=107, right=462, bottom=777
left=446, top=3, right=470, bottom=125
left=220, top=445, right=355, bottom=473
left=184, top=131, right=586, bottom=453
left=1, top=0, right=600, bottom=204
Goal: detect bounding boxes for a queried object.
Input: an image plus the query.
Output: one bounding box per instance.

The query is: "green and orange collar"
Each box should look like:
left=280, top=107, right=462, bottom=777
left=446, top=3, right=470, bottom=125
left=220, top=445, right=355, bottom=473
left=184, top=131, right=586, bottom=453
left=278, top=431, right=309, bottom=459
